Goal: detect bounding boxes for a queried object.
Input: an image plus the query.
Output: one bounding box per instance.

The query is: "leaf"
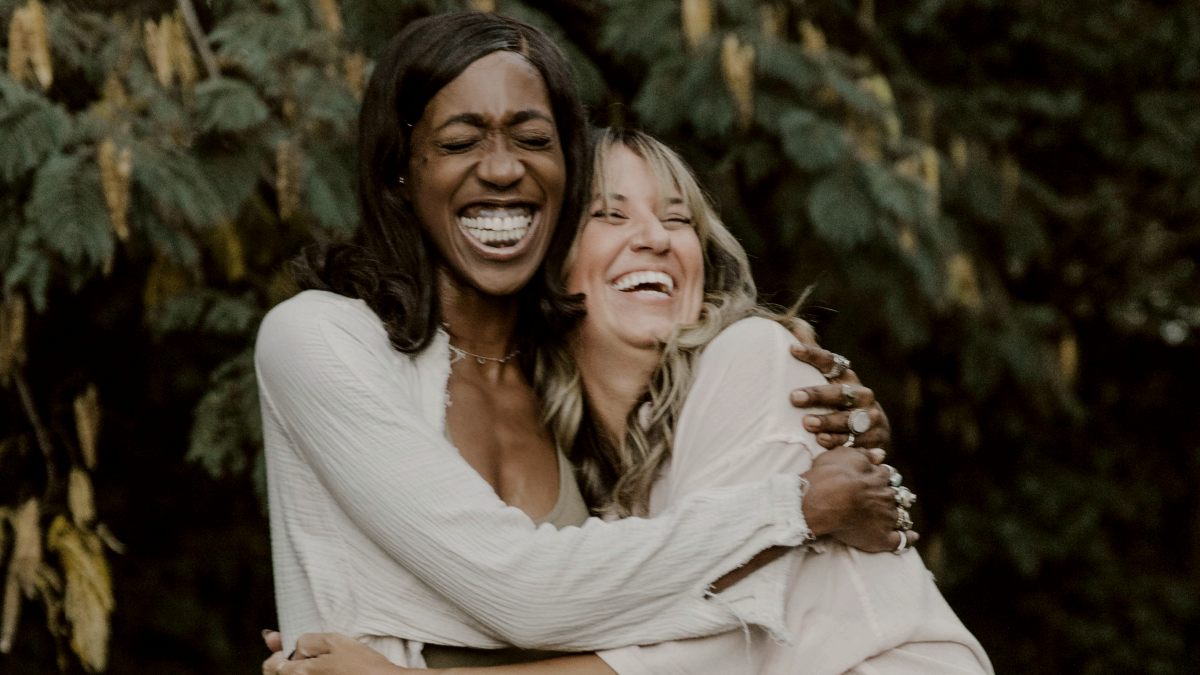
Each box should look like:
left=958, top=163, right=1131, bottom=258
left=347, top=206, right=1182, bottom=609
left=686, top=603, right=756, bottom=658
left=68, top=468, right=96, bottom=527
left=806, top=167, right=878, bottom=252
left=303, top=145, right=355, bottom=234
left=780, top=108, right=851, bottom=172
left=72, top=384, right=100, bottom=469
left=0, top=293, right=26, bottom=385
left=193, top=76, right=270, bottom=134
left=0, top=85, right=71, bottom=182
left=188, top=349, right=262, bottom=479
left=132, top=142, right=229, bottom=229
left=24, top=153, right=115, bottom=271
left=47, top=516, right=112, bottom=673
left=1, top=499, right=41, bottom=654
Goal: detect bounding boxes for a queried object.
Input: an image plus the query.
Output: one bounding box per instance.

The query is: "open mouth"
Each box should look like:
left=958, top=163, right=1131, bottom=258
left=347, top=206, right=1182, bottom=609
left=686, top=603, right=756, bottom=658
left=611, top=270, right=675, bottom=297
left=458, top=207, right=534, bottom=249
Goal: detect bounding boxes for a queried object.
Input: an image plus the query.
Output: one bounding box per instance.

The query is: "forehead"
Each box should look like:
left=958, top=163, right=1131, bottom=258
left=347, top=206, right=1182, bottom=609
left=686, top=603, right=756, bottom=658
left=424, top=51, right=553, bottom=126
left=598, top=145, right=685, bottom=205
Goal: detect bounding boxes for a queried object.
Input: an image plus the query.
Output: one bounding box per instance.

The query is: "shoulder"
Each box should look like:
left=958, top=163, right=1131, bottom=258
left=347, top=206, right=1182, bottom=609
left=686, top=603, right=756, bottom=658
left=701, top=316, right=798, bottom=364
left=696, top=316, right=825, bottom=389
left=256, top=290, right=391, bottom=371
left=260, top=290, right=377, bottom=335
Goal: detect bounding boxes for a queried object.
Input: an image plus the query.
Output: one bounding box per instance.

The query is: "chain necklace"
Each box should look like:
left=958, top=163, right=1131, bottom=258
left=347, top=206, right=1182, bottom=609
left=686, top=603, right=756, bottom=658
left=448, top=342, right=520, bottom=365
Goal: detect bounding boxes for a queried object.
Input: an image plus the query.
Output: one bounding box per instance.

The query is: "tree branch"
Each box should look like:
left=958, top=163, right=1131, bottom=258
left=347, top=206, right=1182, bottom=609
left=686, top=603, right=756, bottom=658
left=178, top=0, right=219, bottom=79
left=13, top=369, right=59, bottom=492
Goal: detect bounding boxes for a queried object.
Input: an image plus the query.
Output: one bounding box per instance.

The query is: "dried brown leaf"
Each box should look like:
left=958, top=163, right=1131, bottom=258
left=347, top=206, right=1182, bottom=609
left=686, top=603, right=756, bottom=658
left=168, top=11, right=197, bottom=91
left=68, top=469, right=96, bottom=527
left=681, top=0, right=713, bottom=50
left=24, top=0, right=52, bottom=90
left=6, top=5, right=30, bottom=84
left=144, top=17, right=173, bottom=87
left=48, top=517, right=112, bottom=673
left=315, top=0, right=345, bottom=32
left=799, top=20, right=827, bottom=56
left=276, top=139, right=302, bottom=222
left=0, top=295, right=28, bottom=386
left=947, top=253, right=983, bottom=310
left=73, top=384, right=101, bottom=469
left=1, top=499, right=42, bottom=653
left=720, top=34, right=754, bottom=129
left=98, top=139, right=133, bottom=244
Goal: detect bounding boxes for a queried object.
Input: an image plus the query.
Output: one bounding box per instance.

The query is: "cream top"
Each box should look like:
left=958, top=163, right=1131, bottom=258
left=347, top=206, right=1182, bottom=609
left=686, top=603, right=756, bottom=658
left=597, top=318, right=993, bottom=674
left=257, top=291, right=814, bottom=666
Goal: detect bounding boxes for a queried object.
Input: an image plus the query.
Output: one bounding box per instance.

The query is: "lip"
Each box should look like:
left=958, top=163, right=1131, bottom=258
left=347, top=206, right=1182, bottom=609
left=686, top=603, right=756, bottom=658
left=456, top=201, right=543, bottom=261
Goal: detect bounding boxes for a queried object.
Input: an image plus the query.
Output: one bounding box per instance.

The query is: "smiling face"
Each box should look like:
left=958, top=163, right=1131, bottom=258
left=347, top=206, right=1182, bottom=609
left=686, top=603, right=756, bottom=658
left=407, top=51, right=566, bottom=297
left=567, top=144, right=705, bottom=350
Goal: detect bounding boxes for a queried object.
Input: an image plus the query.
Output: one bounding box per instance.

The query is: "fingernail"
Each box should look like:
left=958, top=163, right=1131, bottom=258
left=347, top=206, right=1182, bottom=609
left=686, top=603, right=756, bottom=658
left=803, top=415, right=820, bottom=430
left=792, top=391, right=810, bottom=405
left=817, top=433, right=832, bottom=445
left=792, top=343, right=807, bottom=355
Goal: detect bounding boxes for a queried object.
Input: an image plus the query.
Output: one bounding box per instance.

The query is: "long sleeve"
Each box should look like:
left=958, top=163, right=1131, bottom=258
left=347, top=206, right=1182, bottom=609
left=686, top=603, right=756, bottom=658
left=259, top=292, right=813, bottom=655
left=597, top=318, right=993, bottom=675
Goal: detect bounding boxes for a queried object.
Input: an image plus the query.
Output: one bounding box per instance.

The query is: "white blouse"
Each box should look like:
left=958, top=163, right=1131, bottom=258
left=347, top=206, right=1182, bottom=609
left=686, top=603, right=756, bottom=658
left=257, top=291, right=814, bottom=665
left=597, top=318, right=993, bottom=674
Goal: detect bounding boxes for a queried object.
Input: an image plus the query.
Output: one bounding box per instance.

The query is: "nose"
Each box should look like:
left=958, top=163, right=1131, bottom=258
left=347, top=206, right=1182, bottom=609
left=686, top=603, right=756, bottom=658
left=630, top=215, right=671, bottom=254
left=477, top=137, right=525, bottom=190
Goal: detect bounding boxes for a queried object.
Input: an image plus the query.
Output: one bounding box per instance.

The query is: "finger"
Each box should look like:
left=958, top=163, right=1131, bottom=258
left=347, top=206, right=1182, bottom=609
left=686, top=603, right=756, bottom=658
left=853, top=427, right=889, bottom=450
left=891, top=529, right=920, bottom=552
left=792, top=383, right=875, bottom=410
left=788, top=321, right=818, bottom=345
left=293, top=633, right=336, bottom=659
left=264, top=651, right=287, bottom=675
left=263, top=630, right=282, bottom=652
left=815, top=432, right=851, bottom=449
left=789, top=342, right=835, bottom=372
left=864, top=447, right=886, bottom=465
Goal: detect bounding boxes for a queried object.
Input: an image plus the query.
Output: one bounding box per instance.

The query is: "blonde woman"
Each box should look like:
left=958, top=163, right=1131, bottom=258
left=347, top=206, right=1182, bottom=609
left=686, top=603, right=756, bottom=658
left=269, top=129, right=991, bottom=674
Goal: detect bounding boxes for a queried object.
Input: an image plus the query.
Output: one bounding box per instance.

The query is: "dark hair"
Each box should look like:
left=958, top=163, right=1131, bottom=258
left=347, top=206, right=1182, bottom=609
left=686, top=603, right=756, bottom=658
left=293, top=11, right=589, bottom=355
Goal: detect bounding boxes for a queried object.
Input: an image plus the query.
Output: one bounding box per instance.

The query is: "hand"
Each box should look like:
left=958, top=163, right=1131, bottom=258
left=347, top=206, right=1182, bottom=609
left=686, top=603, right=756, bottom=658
left=800, top=447, right=917, bottom=553
left=263, top=632, right=409, bottom=675
left=788, top=342, right=893, bottom=450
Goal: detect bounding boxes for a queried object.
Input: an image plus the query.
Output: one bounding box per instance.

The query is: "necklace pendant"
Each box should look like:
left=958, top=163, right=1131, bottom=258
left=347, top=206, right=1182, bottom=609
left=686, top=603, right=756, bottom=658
left=475, top=356, right=486, bottom=365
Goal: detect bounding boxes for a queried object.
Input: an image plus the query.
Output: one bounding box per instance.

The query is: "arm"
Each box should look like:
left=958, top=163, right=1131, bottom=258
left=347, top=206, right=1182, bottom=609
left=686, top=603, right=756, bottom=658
left=596, top=318, right=902, bottom=674
left=258, top=295, right=811, bottom=651
left=267, top=634, right=615, bottom=675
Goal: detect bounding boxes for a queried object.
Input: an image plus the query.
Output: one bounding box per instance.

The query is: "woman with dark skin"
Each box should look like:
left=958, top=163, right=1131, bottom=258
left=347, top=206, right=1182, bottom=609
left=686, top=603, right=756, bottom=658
left=257, top=11, right=905, bottom=673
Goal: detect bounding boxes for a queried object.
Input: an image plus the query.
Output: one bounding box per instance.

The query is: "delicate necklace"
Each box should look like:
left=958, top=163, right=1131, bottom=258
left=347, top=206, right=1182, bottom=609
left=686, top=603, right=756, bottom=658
left=448, top=342, right=520, bottom=365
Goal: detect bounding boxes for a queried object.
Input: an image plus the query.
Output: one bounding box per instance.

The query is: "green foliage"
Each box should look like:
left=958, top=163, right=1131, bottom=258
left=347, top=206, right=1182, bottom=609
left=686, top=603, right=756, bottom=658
left=1, top=0, right=1196, bottom=673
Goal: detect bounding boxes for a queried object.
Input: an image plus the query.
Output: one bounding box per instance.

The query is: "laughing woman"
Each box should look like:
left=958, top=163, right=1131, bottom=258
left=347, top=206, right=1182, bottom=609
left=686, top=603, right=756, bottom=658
left=257, top=11, right=907, bottom=671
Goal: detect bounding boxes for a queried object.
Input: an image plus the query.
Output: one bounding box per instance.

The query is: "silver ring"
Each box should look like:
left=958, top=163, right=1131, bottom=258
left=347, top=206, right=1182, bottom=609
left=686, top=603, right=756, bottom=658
left=895, top=506, right=913, bottom=531
left=843, top=433, right=856, bottom=447
left=882, top=464, right=902, bottom=488
left=823, top=353, right=850, bottom=380
left=841, top=383, right=858, bottom=408
left=848, top=408, right=872, bottom=434
left=893, top=529, right=909, bottom=554
left=892, top=485, right=917, bottom=509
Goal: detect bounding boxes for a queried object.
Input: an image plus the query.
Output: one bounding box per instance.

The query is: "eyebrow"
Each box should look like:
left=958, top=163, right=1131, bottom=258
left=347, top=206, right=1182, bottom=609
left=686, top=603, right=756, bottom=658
left=434, top=109, right=554, bottom=132
left=594, top=193, right=688, bottom=208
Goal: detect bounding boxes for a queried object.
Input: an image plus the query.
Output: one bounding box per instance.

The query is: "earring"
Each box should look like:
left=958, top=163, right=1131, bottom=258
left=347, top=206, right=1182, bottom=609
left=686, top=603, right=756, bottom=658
left=398, top=176, right=406, bottom=185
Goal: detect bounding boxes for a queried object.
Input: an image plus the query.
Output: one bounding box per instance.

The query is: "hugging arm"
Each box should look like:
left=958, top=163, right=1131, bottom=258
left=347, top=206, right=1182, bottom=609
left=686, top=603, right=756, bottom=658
left=258, top=297, right=813, bottom=652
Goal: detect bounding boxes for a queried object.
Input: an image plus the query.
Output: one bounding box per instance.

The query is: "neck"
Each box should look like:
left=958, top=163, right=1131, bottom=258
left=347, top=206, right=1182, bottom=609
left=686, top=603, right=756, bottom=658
left=573, top=334, right=660, bottom=444
left=438, top=268, right=521, bottom=375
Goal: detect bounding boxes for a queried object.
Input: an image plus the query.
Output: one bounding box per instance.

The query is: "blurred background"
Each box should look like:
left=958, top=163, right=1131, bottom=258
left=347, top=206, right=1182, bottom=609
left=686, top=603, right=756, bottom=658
left=1, top=0, right=1197, bottom=672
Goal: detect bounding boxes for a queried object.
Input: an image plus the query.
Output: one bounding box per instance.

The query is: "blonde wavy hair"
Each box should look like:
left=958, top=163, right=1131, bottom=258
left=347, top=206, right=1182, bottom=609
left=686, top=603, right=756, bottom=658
left=535, top=128, right=811, bottom=517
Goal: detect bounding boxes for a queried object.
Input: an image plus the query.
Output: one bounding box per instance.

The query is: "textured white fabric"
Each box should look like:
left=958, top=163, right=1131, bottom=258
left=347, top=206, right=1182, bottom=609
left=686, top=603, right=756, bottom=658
left=258, top=291, right=815, bottom=665
left=597, top=318, right=994, bottom=675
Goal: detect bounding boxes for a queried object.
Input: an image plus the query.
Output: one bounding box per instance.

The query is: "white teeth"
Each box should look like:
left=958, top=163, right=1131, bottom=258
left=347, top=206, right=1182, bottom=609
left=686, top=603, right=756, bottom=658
left=459, top=212, right=532, bottom=231
left=611, top=271, right=674, bottom=294
left=459, top=210, right=533, bottom=247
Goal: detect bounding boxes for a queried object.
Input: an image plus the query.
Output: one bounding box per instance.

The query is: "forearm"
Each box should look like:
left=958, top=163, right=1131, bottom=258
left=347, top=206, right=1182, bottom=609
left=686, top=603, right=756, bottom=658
left=443, top=655, right=614, bottom=675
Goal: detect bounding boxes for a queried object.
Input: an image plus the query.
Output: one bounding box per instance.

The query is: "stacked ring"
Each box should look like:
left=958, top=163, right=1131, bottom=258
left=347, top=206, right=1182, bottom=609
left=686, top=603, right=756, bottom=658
left=896, top=507, right=914, bottom=531
left=840, top=384, right=857, bottom=408
left=824, top=354, right=851, bottom=379
left=893, top=485, right=917, bottom=509
left=894, top=530, right=909, bottom=554
left=848, top=408, right=872, bottom=435
left=882, top=464, right=902, bottom=488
